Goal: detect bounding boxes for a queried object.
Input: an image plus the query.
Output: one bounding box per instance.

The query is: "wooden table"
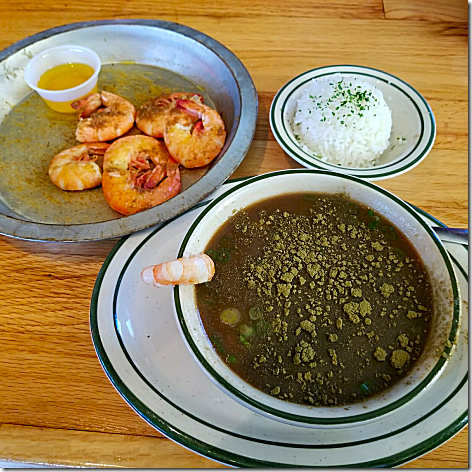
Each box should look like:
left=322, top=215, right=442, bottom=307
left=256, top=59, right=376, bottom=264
left=0, top=0, right=467, bottom=467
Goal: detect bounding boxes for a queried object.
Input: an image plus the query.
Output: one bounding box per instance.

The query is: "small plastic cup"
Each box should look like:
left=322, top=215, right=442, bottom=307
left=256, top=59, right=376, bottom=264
left=24, top=45, right=101, bottom=113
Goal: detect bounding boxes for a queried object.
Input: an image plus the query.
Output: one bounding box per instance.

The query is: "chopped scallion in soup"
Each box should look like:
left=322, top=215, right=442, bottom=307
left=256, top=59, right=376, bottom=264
left=196, top=193, right=433, bottom=406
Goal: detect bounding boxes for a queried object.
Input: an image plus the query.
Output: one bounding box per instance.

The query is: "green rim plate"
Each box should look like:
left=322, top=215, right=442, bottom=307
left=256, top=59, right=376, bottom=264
left=269, top=65, right=436, bottom=181
left=90, top=175, right=467, bottom=467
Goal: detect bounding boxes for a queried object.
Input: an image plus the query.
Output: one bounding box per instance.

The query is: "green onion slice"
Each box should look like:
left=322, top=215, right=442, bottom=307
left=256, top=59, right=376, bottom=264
left=381, top=225, right=397, bottom=240
left=359, top=381, right=371, bottom=394
left=368, top=220, right=379, bottom=229
left=255, top=320, right=272, bottom=337
left=216, top=247, right=231, bottom=264
left=220, top=308, right=241, bottom=326
left=249, top=306, right=262, bottom=320
left=226, top=354, right=237, bottom=364
left=239, top=323, right=254, bottom=338
left=392, top=248, right=406, bottom=259
left=210, top=335, right=225, bottom=354
left=206, top=249, right=218, bottom=260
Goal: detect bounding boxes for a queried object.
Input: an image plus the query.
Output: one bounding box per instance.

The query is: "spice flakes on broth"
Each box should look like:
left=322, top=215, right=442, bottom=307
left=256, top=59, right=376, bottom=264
left=196, top=193, right=433, bottom=407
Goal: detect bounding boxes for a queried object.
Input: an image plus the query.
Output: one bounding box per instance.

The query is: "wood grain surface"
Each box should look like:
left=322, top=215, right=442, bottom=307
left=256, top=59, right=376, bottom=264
left=0, top=0, right=468, bottom=468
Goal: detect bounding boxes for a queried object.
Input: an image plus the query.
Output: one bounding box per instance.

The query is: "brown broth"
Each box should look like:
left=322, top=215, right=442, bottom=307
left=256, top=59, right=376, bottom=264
left=196, top=193, right=433, bottom=406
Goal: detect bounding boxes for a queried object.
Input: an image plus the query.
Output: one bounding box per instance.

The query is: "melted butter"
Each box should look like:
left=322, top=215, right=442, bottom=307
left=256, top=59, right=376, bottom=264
left=38, top=63, right=95, bottom=91
left=38, top=63, right=97, bottom=113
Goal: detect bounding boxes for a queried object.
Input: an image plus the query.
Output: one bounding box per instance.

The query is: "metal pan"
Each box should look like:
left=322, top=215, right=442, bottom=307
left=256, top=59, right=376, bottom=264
left=0, top=20, right=257, bottom=242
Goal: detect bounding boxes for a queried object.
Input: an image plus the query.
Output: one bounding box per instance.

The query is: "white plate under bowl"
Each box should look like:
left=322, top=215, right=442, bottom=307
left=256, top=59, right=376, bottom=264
left=90, top=178, right=467, bottom=467
left=270, top=65, right=436, bottom=181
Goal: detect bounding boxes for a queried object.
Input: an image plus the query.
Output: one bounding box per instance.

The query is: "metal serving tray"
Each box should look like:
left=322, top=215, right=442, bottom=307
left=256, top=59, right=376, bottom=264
left=0, top=20, right=257, bottom=241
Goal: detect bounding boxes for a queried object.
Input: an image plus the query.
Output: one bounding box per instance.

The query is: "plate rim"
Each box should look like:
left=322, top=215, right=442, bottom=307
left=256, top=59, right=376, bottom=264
left=0, top=19, right=258, bottom=242
left=90, top=176, right=468, bottom=468
left=269, top=64, right=436, bottom=181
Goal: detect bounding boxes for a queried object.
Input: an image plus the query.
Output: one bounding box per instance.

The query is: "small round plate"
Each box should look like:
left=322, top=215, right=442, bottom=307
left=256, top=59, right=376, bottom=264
left=91, top=177, right=467, bottom=468
left=270, top=65, right=436, bottom=181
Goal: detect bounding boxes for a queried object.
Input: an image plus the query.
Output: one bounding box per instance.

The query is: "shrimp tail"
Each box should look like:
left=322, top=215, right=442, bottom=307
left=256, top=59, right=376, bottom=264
left=176, top=99, right=202, bottom=118
left=88, top=142, right=112, bottom=154
left=169, top=92, right=204, bottom=104
left=141, top=254, right=215, bottom=287
left=71, top=93, right=102, bottom=119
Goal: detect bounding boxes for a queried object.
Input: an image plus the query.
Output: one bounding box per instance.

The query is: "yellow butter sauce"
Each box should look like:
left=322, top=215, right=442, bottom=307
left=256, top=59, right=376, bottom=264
left=38, top=63, right=98, bottom=113
left=38, top=63, right=95, bottom=91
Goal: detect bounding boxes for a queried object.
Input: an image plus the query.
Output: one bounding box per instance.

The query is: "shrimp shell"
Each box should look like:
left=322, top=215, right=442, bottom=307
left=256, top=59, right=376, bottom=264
left=164, top=100, right=226, bottom=168
left=72, top=91, right=136, bottom=143
left=141, top=254, right=215, bottom=287
left=136, top=92, right=203, bottom=138
left=101, top=135, right=181, bottom=216
left=48, top=142, right=110, bottom=191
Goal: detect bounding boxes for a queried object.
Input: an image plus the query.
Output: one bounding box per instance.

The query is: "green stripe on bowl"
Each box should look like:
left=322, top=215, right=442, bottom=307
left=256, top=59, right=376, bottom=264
left=280, top=73, right=424, bottom=170
left=269, top=65, right=436, bottom=179
left=175, top=169, right=460, bottom=425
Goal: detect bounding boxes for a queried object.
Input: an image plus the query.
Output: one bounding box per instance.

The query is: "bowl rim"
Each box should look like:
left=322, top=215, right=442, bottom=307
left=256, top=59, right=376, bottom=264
left=175, top=169, right=460, bottom=426
left=23, top=44, right=101, bottom=96
left=269, top=65, right=436, bottom=181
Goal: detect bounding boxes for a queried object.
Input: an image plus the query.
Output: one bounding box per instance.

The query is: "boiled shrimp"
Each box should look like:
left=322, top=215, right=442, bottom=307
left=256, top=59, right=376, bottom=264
left=136, top=92, right=203, bottom=138
left=141, top=254, right=215, bottom=287
left=48, top=142, right=110, bottom=191
left=72, top=91, right=136, bottom=143
left=164, top=99, right=226, bottom=168
left=101, top=135, right=180, bottom=216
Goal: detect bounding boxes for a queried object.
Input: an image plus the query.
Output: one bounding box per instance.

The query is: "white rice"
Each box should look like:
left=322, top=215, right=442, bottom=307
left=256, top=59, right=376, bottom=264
left=292, top=74, right=392, bottom=168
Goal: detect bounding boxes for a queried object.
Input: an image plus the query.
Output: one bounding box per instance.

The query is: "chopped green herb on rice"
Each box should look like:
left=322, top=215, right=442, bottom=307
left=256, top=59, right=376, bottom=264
left=292, top=74, right=392, bottom=168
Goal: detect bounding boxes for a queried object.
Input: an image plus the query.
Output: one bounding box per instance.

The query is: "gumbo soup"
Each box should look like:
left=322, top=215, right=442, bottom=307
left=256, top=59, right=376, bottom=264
left=196, top=193, right=433, bottom=407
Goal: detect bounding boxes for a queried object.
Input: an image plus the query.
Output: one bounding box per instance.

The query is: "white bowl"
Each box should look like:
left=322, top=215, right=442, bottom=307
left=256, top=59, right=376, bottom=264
left=174, top=170, right=460, bottom=428
left=24, top=44, right=101, bottom=112
left=270, top=66, right=436, bottom=181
